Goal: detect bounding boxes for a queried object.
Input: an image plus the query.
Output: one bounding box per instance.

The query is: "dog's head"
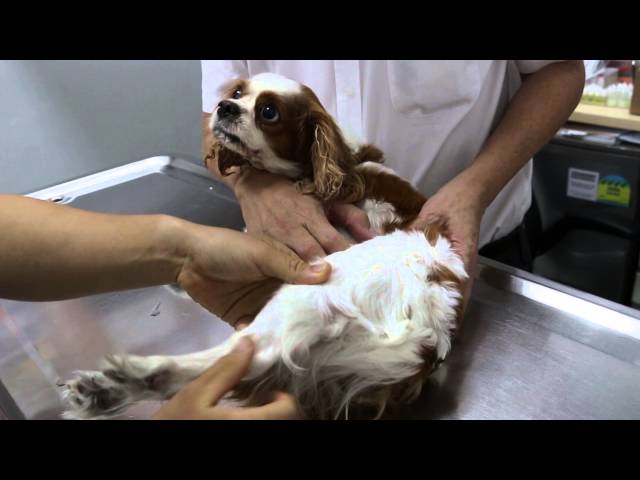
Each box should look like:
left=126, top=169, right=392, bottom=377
left=209, top=73, right=366, bottom=203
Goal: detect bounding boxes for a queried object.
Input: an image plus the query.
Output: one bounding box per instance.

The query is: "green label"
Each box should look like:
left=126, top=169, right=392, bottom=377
left=596, top=175, right=631, bottom=207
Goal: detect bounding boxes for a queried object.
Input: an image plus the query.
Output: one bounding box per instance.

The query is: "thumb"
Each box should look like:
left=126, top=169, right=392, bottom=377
left=238, top=392, right=300, bottom=420
left=190, top=336, right=256, bottom=405
left=256, top=238, right=331, bottom=285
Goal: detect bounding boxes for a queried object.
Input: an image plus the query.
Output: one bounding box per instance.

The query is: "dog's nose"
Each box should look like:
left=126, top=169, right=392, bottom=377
left=217, top=100, right=241, bottom=119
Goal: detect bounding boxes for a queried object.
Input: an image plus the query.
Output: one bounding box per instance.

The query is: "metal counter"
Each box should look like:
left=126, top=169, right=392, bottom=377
left=1, top=156, right=639, bottom=420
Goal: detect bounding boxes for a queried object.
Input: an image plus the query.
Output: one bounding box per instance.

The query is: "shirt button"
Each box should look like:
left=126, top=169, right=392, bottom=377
left=345, top=87, right=355, bottom=97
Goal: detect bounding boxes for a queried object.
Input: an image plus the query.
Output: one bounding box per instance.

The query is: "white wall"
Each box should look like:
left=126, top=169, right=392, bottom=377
left=0, top=60, right=202, bottom=194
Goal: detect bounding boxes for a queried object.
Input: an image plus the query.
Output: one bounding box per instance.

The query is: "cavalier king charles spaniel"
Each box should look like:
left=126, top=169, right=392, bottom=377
left=63, top=73, right=466, bottom=420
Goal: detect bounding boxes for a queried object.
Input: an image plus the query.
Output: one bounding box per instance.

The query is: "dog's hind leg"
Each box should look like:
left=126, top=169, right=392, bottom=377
left=61, top=342, right=233, bottom=419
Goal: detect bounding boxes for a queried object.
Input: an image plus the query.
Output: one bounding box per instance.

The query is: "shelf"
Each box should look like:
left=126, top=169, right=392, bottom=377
left=569, top=103, right=640, bottom=132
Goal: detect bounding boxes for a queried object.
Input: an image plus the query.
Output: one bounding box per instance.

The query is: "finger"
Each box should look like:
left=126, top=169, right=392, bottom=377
left=250, top=233, right=304, bottom=258
left=308, top=221, right=351, bottom=254
left=293, top=261, right=332, bottom=285
left=408, top=208, right=445, bottom=232
left=233, top=392, right=300, bottom=420
left=254, top=237, right=331, bottom=285
left=188, top=336, right=255, bottom=405
left=327, top=203, right=377, bottom=241
left=233, top=310, right=257, bottom=331
left=288, top=229, right=327, bottom=262
left=459, top=251, right=478, bottom=319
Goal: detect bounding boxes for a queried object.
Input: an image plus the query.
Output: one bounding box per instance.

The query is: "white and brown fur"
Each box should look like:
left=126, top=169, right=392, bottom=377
left=62, top=73, right=466, bottom=420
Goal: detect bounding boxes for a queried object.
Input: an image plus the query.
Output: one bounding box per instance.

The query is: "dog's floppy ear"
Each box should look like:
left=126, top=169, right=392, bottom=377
left=299, top=109, right=364, bottom=203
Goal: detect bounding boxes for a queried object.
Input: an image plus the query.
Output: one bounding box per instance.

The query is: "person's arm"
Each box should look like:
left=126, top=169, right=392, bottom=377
left=0, top=195, right=179, bottom=300
left=411, top=60, right=585, bottom=313
left=0, top=195, right=330, bottom=325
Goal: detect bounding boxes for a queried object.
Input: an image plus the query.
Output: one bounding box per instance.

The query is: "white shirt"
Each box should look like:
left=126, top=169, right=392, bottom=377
left=201, top=60, right=561, bottom=248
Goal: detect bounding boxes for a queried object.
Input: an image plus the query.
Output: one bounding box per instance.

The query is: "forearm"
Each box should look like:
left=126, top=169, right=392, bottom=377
left=0, top=195, right=186, bottom=301
left=451, top=60, right=585, bottom=211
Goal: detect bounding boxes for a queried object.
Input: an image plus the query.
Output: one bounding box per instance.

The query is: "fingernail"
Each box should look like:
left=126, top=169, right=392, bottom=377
left=294, top=262, right=331, bottom=284
left=233, top=336, right=254, bottom=353
left=309, top=262, right=327, bottom=273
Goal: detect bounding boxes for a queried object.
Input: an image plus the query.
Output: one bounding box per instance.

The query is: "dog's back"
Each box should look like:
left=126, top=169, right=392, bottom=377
left=221, top=223, right=465, bottom=418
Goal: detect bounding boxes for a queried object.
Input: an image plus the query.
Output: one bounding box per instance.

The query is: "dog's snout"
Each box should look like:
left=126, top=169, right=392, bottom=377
left=217, top=100, right=241, bottom=119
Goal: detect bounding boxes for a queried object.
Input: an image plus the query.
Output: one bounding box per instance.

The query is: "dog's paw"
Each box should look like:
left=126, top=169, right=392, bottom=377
left=62, top=369, right=132, bottom=419
left=61, top=355, right=178, bottom=419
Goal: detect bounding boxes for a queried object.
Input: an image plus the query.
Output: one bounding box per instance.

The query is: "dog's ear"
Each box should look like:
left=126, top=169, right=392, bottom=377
left=300, top=110, right=364, bottom=203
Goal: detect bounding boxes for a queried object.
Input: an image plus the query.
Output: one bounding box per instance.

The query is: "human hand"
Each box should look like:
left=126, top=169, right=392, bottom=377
left=152, top=337, right=299, bottom=420
left=233, top=169, right=376, bottom=261
left=172, top=221, right=331, bottom=329
left=409, top=178, right=484, bottom=319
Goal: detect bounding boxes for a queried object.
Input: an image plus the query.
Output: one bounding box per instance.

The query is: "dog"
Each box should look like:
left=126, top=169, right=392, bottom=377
left=62, top=73, right=467, bottom=420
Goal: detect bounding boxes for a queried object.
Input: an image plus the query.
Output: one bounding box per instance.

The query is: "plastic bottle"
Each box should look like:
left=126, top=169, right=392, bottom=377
left=623, top=84, right=633, bottom=109
left=606, top=85, right=616, bottom=107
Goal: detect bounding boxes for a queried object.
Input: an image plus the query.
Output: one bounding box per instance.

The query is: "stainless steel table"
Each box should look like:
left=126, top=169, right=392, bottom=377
left=1, top=156, right=639, bottom=420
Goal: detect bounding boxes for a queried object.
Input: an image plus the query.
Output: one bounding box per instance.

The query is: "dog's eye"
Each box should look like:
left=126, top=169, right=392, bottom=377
left=232, top=89, right=242, bottom=99
left=260, top=104, right=279, bottom=123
